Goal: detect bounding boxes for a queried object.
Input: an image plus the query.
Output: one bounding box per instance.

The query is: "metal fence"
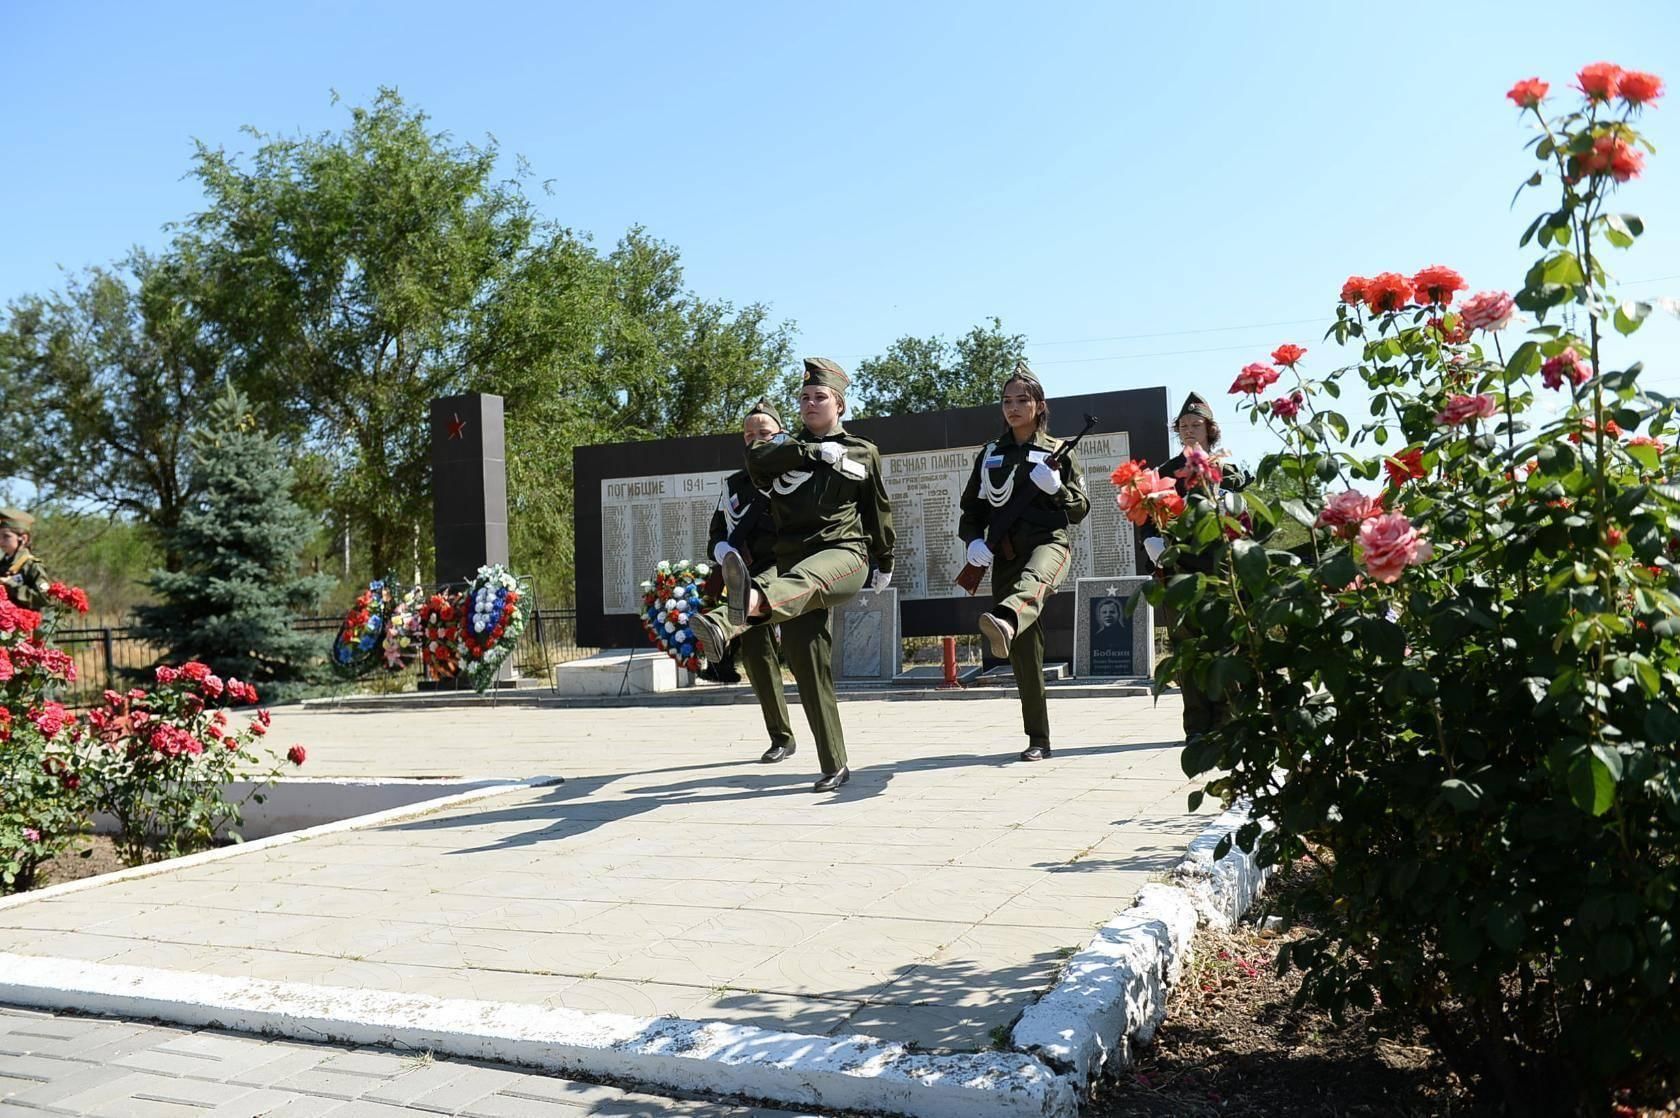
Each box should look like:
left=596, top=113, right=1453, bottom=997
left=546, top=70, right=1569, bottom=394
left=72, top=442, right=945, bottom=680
left=49, top=608, right=593, bottom=708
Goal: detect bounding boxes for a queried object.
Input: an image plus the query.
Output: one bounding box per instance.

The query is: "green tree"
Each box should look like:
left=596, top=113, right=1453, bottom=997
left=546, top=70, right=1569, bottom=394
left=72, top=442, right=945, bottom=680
left=852, top=317, right=1027, bottom=417
left=133, top=388, right=332, bottom=685
left=0, top=252, right=225, bottom=568
left=177, top=88, right=605, bottom=577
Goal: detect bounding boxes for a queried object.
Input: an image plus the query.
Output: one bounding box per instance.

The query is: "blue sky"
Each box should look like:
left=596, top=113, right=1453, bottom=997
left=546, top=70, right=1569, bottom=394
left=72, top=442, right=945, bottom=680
left=4, top=1, right=1678, bottom=470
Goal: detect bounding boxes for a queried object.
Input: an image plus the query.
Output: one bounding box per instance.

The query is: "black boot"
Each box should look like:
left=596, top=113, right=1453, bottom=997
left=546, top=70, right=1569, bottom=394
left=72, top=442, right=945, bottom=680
left=812, top=767, right=850, bottom=793
left=1019, top=743, right=1053, bottom=762
left=760, top=742, right=796, bottom=763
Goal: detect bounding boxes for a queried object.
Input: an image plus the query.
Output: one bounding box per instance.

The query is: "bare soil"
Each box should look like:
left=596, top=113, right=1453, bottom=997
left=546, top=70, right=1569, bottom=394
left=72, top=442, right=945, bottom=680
left=33, top=834, right=131, bottom=887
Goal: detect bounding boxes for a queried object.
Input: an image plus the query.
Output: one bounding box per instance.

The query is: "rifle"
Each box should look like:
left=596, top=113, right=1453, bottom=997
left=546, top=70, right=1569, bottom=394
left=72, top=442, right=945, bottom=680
left=955, top=413, right=1098, bottom=595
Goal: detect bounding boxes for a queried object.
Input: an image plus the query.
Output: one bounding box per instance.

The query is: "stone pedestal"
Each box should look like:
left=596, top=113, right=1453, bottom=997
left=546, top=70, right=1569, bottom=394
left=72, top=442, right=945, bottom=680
left=1072, top=577, right=1154, bottom=678
left=834, top=588, right=899, bottom=681
left=431, top=394, right=509, bottom=586
left=553, top=648, right=678, bottom=696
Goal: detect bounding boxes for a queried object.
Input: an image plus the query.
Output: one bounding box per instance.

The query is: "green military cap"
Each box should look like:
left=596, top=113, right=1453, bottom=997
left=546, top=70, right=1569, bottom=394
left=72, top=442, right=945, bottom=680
left=746, top=399, right=784, bottom=429
left=0, top=508, right=34, bottom=532
left=1177, top=392, right=1215, bottom=421
left=801, top=357, right=851, bottom=393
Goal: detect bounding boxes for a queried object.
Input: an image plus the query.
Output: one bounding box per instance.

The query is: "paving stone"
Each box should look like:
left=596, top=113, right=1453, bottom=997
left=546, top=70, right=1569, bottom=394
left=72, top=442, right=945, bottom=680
left=459, top=1095, right=593, bottom=1117
left=405, top=1064, right=532, bottom=1114
left=267, top=1064, right=388, bottom=1101
left=360, top=1060, right=480, bottom=1105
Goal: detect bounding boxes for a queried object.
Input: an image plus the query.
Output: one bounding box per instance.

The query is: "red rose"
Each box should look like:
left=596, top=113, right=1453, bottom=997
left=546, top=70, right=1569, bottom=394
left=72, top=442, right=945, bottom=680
left=1607, top=528, right=1626, bottom=548
left=1412, top=266, right=1467, bottom=306
left=1385, top=448, right=1426, bottom=486
left=1576, top=61, right=1623, bottom=102
left=1434, top=394, right=1497, bottom=427
left=1230, top=363, right=1281, bottom=394
left=1541, top=347, right=1592, bottom=389
left=1270, top=343, right=1307, bottom=368
left=1339, top=276, right=1368, bottom=305
left=1619, top=70, right=1663, bottom=106
left=1506, top=77, right=1549, bottom=108
left=1109, top=460, right=1146, bottom=488
left=1363, top=273, right=1414, bottom=313
left=1271, top=392, right=1303, bottom=421
left=287, top=745, right=307, bottom=766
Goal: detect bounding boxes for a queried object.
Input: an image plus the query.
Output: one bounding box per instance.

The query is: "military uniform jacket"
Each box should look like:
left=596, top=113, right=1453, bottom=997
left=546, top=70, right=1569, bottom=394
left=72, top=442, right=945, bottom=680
left=958, top=429, right=1091, bottom=552
left=708, top=470, right=779, bottom=575
left=745, top=426, right=896, bottom=572
left=1, top=547, right=51, bottom=610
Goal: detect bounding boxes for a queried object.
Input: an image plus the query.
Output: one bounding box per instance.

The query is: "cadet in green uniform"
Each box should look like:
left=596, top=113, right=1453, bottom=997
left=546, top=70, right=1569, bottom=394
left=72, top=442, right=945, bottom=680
left=959, top=366, right=1090, bottom=761
left=709, top=400, right=799, bottom=763
left=0, top=508, right=52, bottom=610
left=692, top=358, right=895, bottom=793
left=1142, top=393, right=1250, bottom=742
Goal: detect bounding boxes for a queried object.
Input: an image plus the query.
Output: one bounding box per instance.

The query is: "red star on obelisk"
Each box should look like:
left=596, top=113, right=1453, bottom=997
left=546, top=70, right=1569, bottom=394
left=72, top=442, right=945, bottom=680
left=446, top=413, right=468, bottom=440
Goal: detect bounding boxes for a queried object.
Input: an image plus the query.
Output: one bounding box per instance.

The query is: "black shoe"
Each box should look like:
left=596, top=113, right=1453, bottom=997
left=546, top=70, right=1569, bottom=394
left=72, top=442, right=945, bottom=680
left=722, top=549, right=752, bottom=625
left=760, top=743, right=796, bottom=763
left=978, top=613, right=1015, bottom=659
left=690, top=610, right=733, bottom=662
left=812, top=767, right=850, bottom=793
left=1019, top=744, right=1053, bottom=762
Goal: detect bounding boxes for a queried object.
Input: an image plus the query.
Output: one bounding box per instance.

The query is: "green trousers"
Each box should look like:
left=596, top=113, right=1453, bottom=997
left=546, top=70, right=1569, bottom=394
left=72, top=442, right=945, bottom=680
left=750, top=545, right=870, bottom=774
left=736, top=622, right=794, bottom=748
left=992, top=541, right=1072, bottom=750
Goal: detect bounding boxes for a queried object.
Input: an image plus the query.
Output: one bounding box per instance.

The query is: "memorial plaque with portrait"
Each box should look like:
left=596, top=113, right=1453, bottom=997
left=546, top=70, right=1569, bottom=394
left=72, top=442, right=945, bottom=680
left=1087, top=595, right=1135, bottom=676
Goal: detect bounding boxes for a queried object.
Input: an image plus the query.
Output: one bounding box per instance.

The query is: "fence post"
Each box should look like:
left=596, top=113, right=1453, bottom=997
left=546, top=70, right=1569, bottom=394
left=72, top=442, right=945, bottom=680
left=101, top=627, right=116, bottom=692
left=938, top=636, right=962, bottom=690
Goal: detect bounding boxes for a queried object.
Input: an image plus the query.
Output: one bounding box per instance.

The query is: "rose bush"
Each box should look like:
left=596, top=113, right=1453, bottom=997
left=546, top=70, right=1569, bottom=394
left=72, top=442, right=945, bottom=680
left=1144, top=62, right=1676, bottom=1112
left=81, top=664, right=302, bottom=864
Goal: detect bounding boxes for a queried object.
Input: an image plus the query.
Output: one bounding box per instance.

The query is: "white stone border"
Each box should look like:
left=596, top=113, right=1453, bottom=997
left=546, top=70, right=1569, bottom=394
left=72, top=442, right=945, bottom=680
left=0, top=775, right=555, bottom=912
left=0, top=954, right=1076, bottom=1118
left=1011, top=801, right=1271, bottom=1083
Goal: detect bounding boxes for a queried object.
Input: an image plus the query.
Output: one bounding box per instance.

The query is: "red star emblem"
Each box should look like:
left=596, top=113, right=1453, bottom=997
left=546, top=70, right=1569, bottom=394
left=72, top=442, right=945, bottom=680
left=446, top=413, right=468, bottom=440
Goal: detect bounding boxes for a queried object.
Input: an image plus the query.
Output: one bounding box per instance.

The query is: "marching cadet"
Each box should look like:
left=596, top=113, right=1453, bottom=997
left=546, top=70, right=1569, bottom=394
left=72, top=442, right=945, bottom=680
left=691, top=358, right=895, bottom=793
left=708, top=400, right=799, bottom=763
left=0, top=508, right=51, bottom=610
left=959, top=365, right=1090, bottom=761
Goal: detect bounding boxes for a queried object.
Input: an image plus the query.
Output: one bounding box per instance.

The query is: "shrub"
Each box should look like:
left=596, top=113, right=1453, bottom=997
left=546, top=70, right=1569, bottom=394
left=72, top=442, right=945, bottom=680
left=1147, top=62, right=1677, bottom=1112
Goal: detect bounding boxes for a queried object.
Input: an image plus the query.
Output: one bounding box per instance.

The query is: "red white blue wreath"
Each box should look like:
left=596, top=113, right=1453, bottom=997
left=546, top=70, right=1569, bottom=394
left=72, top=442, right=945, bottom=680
left=640, top=559, right=717, bottom=672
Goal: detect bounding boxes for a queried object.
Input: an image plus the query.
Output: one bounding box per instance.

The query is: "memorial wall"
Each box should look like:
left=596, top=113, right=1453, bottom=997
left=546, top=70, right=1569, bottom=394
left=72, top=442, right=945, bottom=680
left=575, top=388, right=1171, bottom=654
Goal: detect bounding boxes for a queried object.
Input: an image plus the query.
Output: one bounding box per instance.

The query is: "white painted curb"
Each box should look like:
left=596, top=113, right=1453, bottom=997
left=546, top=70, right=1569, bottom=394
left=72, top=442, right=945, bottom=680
left=0, top=775, right=555, bottom=912
left=1011, top=800, right=1271, bottom=1084
left=0, top=954, right=1077, bottom=1118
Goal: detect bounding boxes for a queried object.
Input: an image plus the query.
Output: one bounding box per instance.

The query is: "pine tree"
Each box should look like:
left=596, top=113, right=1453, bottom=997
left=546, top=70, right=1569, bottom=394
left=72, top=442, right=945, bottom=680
left=134, top=388, right=332, bottom=684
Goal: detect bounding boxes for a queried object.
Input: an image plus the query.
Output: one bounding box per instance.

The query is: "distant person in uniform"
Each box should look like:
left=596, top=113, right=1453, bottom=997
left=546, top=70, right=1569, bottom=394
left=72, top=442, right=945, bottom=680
left=1142, top=393, right=1250, bottom=742
left=707, top=400, right=799, bottom=763
left=958, top=364, right=1090, bottom=762
left=0, top=508, right=51, bottom=610
left=691, top=358, right=895, bottom=793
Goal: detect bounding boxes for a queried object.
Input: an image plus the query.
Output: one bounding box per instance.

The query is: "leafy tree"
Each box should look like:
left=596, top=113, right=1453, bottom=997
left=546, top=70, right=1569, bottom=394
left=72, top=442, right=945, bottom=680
left=133, top=388, right=332, bottom=684
left=852, top=317, right=1027, bottom=417
left=0, top=252, right=225, bottom=568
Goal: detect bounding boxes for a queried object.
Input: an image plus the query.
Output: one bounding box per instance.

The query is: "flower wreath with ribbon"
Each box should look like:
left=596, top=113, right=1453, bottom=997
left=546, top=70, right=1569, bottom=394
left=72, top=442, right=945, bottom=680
left=381, top=585, right=426, bottom=672
left=420, top=591, right=463, bottom=681
left=459, top=564, right=530, bottom=692
left=640, top=559, right=718, bottom=672
left=331, top=578, right=396, bottom=678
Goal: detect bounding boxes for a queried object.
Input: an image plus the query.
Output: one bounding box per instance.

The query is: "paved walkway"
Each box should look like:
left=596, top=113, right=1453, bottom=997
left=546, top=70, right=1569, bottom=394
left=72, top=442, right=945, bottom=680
left=1, top=693, right=1197, bottom=1113
left=0, top=1004, right=818, bottom=1116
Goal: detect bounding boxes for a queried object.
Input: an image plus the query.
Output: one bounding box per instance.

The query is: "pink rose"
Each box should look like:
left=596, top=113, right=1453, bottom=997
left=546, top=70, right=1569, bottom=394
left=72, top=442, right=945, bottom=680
left=1460, top=291, right=1515, bottom=333
left=23, top=828, right=40, bottom=844
left=1434, top=394, right=1497, bottom=427
left=1271, top=392, right=1303, bottom=421
left=1230, top=363, right=1281, bottom=394
left=1175, top=445, right=1223, bottom=487
left=1316, top=489, right=1381, bottom=539
left=1359, top=513, right=1434, bottom=584
left=1540, top=348, right=1592, bottom=390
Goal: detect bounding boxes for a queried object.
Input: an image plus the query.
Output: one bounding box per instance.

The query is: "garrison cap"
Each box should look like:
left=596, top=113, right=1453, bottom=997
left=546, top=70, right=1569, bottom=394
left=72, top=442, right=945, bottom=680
left=801, top=357, right=850, bottom=393
left=0, top=508, right=34, bottom=532
left=746, top=398, right=784, bottom=429
left=1177, top=392, right=1215, bottom=422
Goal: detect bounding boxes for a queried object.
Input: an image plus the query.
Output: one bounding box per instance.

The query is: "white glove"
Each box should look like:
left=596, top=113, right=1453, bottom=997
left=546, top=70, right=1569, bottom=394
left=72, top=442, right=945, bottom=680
left=1219, top=490, right=1243, bottom=515
left=1029, top=461, right=1062, bottom=494
left=1143, top=537, right=1167, bottom=564
left=965, top=539, right=994, bottom=568
left=870, top=571, right=893, bottom=592
left=712, top=541, right=738, bottom=565
left=816, top=442, right=846, bottom=465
